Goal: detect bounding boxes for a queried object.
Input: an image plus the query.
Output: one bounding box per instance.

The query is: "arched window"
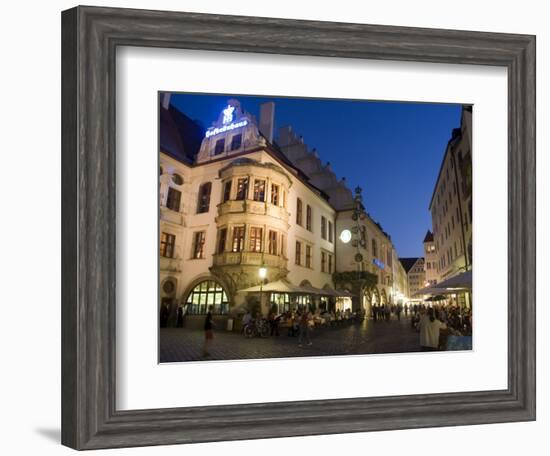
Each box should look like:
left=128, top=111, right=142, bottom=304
left=196, top=182, right=212, bottom=213
left=186, top=280, right=229, bottom=315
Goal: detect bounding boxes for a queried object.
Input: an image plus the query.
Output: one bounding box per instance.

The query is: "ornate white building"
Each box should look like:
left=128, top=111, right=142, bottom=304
left=159, top=96, right=408, bottom=326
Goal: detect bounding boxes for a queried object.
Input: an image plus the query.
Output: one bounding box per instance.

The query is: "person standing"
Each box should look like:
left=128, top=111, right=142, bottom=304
left=159, top=301, right=169, bottom=328
left=418, top=307, right=447, bottom=351
left=202, top=305, right=214, bottom=358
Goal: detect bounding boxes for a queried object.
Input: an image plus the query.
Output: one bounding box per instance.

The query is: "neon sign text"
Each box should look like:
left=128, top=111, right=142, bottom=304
left=205, top=120, right=248, bottom=138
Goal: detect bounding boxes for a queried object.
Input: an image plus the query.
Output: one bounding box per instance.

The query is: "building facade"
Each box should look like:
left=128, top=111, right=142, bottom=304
left=428, top=106, right=472, bottom=283
left=159, top=96, right=406, bottom=325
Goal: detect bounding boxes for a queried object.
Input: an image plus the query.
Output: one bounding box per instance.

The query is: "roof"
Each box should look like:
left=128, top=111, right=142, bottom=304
left=399, top=257, right=424, bottom=273
left=423, top=230, right=434, bottom=243
left=159, top=101, right=205, bottom=163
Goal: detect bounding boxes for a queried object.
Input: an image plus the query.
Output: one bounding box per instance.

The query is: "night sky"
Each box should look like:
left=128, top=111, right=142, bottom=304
left=170, top=93, right=463, bottom=258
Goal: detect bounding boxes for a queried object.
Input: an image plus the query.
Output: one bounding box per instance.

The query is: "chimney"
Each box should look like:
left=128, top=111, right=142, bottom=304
left=259, top=102, right=275, bottom=143
left=161, top=92, right=171, bottom=110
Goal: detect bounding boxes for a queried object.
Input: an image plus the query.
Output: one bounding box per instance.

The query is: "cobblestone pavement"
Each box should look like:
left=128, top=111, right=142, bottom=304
left=160, top=316, right=421, bottom=363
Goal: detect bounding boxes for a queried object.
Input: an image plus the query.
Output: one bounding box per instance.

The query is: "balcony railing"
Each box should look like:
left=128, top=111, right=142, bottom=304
left=218, top=200, right=288, bottom=220
left=213, top=251, right=287, bottom=269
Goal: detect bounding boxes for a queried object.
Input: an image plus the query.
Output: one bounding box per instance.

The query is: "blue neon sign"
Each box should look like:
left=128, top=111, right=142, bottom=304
left=205, top=120, right=248, bottom=138
left=373, top=258, right=385, bottom=269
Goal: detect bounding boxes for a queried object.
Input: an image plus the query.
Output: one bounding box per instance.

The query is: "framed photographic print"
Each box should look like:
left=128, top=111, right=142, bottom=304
left=61, top=5, right=536, bottom=450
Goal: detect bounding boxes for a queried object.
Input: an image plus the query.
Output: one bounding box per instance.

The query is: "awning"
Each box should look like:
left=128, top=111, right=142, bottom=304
left=412, top=270, right=472, bottom=297
left=238, top=280, right=352, bottom=297
left=436, top=270, right=472, bottom=290
left=238, top=280, right=308, bottom=294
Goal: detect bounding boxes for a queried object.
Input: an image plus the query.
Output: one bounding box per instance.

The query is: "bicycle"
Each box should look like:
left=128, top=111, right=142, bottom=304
left=243, top=318, right=270, bottom=338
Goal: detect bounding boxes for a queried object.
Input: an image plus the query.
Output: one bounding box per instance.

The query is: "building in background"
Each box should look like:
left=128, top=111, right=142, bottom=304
left=159, top=95, right=408, bottom=326
left=399, top=257, right=425, bottom=302
left=427, top=106, right=472, bottom=308
left=423, top=230, right=438, bottom=286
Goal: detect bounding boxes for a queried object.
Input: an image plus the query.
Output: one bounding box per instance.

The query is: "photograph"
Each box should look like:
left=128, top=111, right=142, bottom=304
left=158, top=93, right=473, bottom=362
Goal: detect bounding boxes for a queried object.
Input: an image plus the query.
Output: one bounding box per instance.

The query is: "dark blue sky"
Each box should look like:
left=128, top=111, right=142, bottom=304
left=170, top=93, right=462, bottom=258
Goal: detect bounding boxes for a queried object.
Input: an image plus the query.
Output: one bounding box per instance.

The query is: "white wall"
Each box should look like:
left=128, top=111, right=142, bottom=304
left=0, top=1, right=546, bottom=455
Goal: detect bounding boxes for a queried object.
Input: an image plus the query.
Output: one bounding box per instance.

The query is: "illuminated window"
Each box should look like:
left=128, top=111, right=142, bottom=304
left=236, top=178, right=248, bottom=200
left=186, top=280, right=229, bottom=315
left=271, top=184, right=280, bottom=206
left=160, top=232, right=175, bottom=258
left=253, top=179, right=266, bottom=202
left=192, top=231, right=206, bottom=259
left=232, top=226, right=245, bottom=252
left=249, top=227, right=263, bottom=253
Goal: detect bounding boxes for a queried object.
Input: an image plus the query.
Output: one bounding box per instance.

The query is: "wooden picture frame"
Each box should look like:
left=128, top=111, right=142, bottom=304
left=61, top=5, right=536, bottom=450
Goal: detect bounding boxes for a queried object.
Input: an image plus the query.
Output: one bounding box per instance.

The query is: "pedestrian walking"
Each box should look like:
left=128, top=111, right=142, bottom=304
left=269, top=309, right=280, bottom=336
left=202, top=305, right=215, bottom=358
left=298, top=310, right=312, bottom=346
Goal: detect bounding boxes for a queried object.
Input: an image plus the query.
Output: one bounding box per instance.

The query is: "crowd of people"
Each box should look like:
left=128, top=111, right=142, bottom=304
left=240, top=306, right=363, bottom=346
left=198, top=300, right=472, bottom=357
left=410, top=303, right=472, bottom=351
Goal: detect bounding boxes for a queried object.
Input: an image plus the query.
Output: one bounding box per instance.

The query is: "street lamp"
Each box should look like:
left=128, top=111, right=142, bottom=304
left=340, top=229, right=352, bottom=244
